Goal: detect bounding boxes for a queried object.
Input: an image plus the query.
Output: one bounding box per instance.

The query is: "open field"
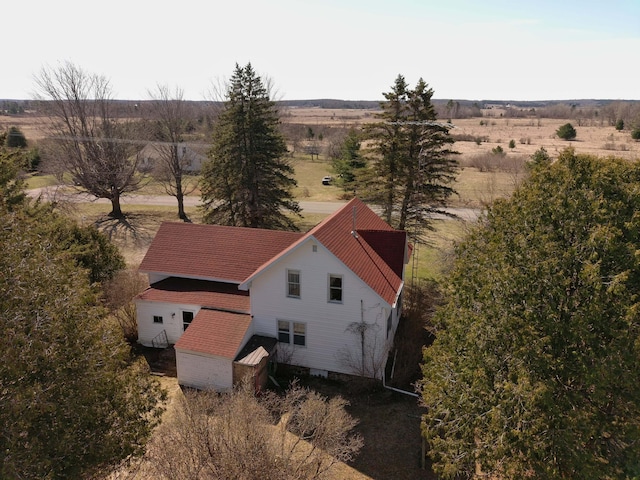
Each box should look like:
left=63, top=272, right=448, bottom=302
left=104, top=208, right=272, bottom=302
left=11, top=109, right=640, bottom=161
left=450, top=116, right=640, bottom=160
left=281, top=107, right=640, bottom=160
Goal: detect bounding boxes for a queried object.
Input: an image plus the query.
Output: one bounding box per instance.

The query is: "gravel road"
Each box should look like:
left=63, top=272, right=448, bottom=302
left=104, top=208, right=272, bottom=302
left=27, top=187, right=480, bottom=220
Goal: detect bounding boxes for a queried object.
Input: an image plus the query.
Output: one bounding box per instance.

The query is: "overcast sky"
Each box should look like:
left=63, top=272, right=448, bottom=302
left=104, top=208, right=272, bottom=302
left=4, top=0, right=639, bottom=102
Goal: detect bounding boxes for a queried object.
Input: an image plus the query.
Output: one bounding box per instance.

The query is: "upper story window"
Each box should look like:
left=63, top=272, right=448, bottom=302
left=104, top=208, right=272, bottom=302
left=328, top=274, right=343, bottom=303
left=287, top=269, right=301, bottom=298
left=153, top=315, right=163, bottom=324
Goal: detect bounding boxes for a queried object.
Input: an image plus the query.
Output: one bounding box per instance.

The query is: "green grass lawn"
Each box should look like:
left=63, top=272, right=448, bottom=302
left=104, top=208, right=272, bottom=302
left=290, top=154, right=343, bottom=201
left=410, top=219, right=473, bottom=281
left=452, top=167, right=520, bottom=208
left=25, top=173, right=62, bottom=189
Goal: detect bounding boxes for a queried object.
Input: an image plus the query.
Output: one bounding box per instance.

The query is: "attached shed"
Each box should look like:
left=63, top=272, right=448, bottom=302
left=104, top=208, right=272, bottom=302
left=175, top=308, right=252, bottom=391
left=233, top=335, right=278, bottom=392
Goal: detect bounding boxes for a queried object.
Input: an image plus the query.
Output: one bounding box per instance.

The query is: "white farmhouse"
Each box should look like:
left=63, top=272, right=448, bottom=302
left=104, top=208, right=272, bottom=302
left=135, top=197, right=409, bottom=391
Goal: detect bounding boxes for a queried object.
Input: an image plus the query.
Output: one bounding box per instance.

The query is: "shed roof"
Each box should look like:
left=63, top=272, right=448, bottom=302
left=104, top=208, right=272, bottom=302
left=234, top=335, right=278, bottom=366
left=175, top=308, right=251, bottom=359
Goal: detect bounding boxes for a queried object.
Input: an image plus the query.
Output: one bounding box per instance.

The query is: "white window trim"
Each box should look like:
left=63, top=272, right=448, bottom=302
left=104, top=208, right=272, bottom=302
left=328, top=274, right=343, bottom=303
left=286, top=269, right=301, bottom=299
left=277, top=319, right=306, bottom=347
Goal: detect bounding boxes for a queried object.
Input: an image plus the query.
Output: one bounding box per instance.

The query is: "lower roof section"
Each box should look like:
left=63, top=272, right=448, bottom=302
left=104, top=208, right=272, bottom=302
left=136, top=277, right=250, bottom=313
left=175, top=308, right=251, bottom=359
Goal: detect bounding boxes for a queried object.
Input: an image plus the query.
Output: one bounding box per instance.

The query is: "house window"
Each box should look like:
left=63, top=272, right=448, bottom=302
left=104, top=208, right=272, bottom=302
left=278, top=320, right=306, bottom=347
left=183, top=311, right=194, bottom=331
left=278, top=320, right=290, bottom=342
left=328, top=274, right=343, bottom=303
left=287, top=269, right=300, bottom=298
left=386, top=312, right=392, bottom=338
left=153, top=315, right=163, bottom=324
left=293, top=322, right=306, bottom=346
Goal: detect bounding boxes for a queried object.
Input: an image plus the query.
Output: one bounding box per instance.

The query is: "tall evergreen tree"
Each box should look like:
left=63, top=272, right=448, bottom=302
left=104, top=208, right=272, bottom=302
left=364, top=75, right=458, bottom=237
left=0, top=149, right=27, bottom=210
left=200, top=63, right=299, bottom=230
left=420, top=149, right=640, bottom=479
left=332, top=128, right=367, bottom=194
left=0, top=158, right=165, bottom=479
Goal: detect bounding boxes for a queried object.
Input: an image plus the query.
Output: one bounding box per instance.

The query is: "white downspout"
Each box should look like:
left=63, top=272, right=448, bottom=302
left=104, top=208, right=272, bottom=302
left=382, top=349, right=419, bottom=398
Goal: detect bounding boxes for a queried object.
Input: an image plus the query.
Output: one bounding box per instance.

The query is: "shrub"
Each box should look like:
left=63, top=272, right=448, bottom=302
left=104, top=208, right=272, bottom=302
left=451, top=133, right=488, bottom=144
left=5, top=126, right=27, bottom=148
left=615, top=119, right=624, bottom=131
left=492, top=145, right=505, bottom=155
left=631, top=128, right=640, bottom=140
left=508, top=139, right=516, bottom=149
left=145, top=381, right=363, bottom=479
left=556, top=123, right=577, bottom=140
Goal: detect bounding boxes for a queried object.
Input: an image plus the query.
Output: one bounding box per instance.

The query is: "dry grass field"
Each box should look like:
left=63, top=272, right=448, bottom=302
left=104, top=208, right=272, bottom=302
left=283, top=107, right=640, bottom=160
left=450, top=116, right=640, bottom=160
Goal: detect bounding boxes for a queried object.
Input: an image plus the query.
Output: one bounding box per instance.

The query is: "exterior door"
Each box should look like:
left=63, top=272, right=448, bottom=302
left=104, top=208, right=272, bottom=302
left=182, top=310, right=194, bottom=331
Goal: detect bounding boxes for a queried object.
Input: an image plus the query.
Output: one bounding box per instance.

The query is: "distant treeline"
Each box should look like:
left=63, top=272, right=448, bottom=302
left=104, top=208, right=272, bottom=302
left=3, top=98, right=639, bottom=126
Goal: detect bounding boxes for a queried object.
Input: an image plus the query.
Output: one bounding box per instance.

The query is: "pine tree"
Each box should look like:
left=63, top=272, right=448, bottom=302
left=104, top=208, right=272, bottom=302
left=332, top=128, right=366, bottom=194
left=201, top=63, right=299, bottom=230
left=364, top=75, right=458, bottom=237
left=556, top=122, right=577, bottom=140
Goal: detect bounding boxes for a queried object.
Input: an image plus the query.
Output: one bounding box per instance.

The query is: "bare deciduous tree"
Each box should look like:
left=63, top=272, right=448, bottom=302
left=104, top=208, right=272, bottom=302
left=34, top=61, right=144, bottom=218
left=144, top=380, right=362, bottom=480
left=102, top=267, right=149, bottom=343
left=146, top=85, right=199, bottom=221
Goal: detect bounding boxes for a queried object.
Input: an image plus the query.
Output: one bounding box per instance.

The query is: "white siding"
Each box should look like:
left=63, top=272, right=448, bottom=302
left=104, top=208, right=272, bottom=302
left=250, top=240, right=393, bottom=378
left=176, top=351, right=233, bottom=391
left=135, top=299, right=200, bottom=346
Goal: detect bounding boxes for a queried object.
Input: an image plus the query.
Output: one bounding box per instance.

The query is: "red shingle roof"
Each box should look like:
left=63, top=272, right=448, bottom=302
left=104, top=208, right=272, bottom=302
left=141, top=199, right=406, bottom=307
left=139, top=222, right=303, bottom=282
left=357, top=230, right=407, bottom=279
left=175, top=309, right=251, bottom=358
left=309, top=198, right=405, bottom=306
left=136, top=278, right=250, bottom=312
left=243, top=198, right=406, bottom=306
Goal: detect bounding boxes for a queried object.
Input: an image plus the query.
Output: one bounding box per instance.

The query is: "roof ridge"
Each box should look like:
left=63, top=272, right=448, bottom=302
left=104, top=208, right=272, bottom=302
left=307, top=197, right=361, bottom=235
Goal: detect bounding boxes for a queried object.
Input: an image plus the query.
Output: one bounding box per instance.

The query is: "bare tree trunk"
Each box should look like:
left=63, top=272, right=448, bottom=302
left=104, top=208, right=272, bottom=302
left=146, top=85, right=198, bottom=222
left=177, top=192, right=189, bottom=222
left=109, top=188, right=123, bottom=218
